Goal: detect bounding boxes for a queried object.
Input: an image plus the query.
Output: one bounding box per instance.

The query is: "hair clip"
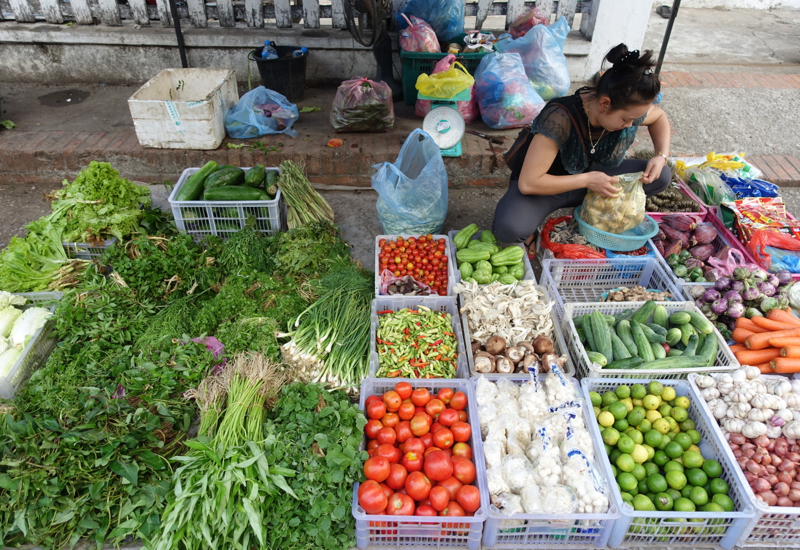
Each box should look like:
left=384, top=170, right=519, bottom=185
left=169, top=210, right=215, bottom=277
left=644, top=68, right=654, bottom=75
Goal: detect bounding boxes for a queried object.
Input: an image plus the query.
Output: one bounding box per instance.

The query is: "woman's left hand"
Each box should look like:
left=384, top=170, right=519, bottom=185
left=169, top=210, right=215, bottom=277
left=642, top=155, right=667, bottom=184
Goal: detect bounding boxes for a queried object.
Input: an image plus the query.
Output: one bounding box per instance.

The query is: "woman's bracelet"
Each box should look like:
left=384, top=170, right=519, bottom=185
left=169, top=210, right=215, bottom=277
left=656, top=151, right=668, bottom=160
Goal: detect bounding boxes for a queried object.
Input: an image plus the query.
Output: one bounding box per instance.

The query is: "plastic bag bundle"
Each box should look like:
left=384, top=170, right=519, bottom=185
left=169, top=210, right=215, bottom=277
left=415, top=61, right=475, bottom=99
left=371, top=129, right=448, bottom=234
left=581, top=172, right=647, bottom=234
left=748, top=229, right=800, bottom=273
left=719, top=172, right=780, bottom=199
left=508, top=6, right=548, bottom=39
left=398, top=14, right=440, bottom=53
left=415, top=54, right=479, bottom=124
left=474, top=53, right=545, bottom=130
left=494, top=18, right=571, bottom=100
left=560, top=448, right=609, bottom=513
left=330, top=78, right=394, bottom=133
left=396, top=0, right=464, bottom=42
left=225, top=86, right=298, bottom=138
left=684, top=167, right=736, bottom=206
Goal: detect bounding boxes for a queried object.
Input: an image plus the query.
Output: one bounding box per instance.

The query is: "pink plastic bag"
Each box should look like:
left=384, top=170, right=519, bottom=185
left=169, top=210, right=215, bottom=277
left=415, top=54, right=479, bottom=124
left=706, top=247, right=760, bottom=281
left=399, top=15, right=440, bottom=53
left=380, top=269, right=437, bottom=296
left=508, top=7, right=549, bottom=39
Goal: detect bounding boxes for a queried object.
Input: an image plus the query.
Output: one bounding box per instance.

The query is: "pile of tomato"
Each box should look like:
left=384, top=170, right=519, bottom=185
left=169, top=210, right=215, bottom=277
left=377, top=235, right=450, bottom=296
left=357, top=381, right=481, bottom=522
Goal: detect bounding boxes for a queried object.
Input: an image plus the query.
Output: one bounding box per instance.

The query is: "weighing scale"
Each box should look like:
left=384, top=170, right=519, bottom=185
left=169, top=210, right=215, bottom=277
left=417, top=88, right=471, bottom=157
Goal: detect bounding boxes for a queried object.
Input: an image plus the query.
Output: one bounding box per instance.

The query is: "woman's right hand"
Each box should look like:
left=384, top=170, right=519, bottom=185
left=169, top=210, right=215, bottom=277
left=585, top=172, right=620, bottom=198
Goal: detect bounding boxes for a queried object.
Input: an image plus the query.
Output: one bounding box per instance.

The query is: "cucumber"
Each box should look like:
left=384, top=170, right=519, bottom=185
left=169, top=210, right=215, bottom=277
left=616, top=321, right=638, bottom=356
left=577, top=327, right=586, bottom=345
left=669, top=312, right=692, bottom=326
left=266, top=169, right=279, bottom=186
left=631, top=321, right=655, bottom=362
left=651, top=341, right=667, bottom=360
left=202, top=187, right=271, bottom=201
left=665, top=328, right=682, bottom=346
left=667, top=349, right=684, bottom=357
left=606, top=357, right=644, bottom=370
left=637, top=356, right=708, bottom=370
left=587, top=351, right=608, bottom=367
left=631, top=301, right=657, bottom=325
left=612, top=309, right=636, bottom=325
left=175, top=161, right=218, bottom=201
left=574, top=314, right=616, bottom=328
left=215, top=164, right=236, bottom=171
left=688, top=311, right=715, bottom=335
left=683, top=334, right=699, bottom=356
left=679, top=323, right=696, bottom=347
left=610, top=331, right=632, bottom=360
left=640, top=324, right=667, bottom=344
left=204, top=167, right=245, bottom=189
left=592, top=311, right=613, bottom=364
left=583, top=315, right=597, bottom=352
left=653, top=305, right=669, bottom=330
left=244, top=165, right=266, bottom=188
left=697, top=332, right=718, bottom=366
left=645, top=323, right=668, bottom=337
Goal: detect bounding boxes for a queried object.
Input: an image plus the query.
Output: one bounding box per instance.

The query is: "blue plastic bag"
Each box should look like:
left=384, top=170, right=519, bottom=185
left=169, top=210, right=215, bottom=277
left=371, top=129, right=448, bottom=234
left=719, top=172, right=780, bottom=199
left=494, top=17, right=571, bottom=100
left=473, top=53, right=545, bottom=130
left=225, top=86, right=299, bottom=139
left=396, top=0, right=464, bottom=42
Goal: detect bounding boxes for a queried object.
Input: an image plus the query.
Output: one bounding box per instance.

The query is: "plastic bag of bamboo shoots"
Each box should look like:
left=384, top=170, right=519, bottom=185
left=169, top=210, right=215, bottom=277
left=581, top=172, right=646, bottom=234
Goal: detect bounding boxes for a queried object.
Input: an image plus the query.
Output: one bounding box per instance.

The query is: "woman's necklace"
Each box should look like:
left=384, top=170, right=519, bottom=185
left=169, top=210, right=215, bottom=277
left=585, top=102, right=606, bottom=155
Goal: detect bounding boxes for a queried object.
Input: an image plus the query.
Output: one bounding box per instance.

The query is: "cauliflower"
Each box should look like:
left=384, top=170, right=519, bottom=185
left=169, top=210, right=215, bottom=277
left=540, top=485, right=578, bottom=515
left=483, top=439, right=507, bottom=469
left=501, top=454, right=537, bottom=493
left=487, top=465, right=510, bottom=496
left=476, top=375, right=498, bottom=406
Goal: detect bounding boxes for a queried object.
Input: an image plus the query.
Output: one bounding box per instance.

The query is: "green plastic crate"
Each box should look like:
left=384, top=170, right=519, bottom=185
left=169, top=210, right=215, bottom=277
left=400, top=49, right=490, bottom=105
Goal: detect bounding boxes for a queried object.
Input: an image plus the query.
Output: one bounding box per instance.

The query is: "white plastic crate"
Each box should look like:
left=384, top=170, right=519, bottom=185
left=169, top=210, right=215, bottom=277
left=168, top=167, right=283, bottom=239
left=369, top=296, right=466, bottom=379
left=562, top=301, right=739, bottom=380
left=62, top=237, right=118, bottom=261
left=688, top=373, right=800, bottom=548
left=353, top=377, right=488, bottom=550
left=581, top=377, right=756, bottom=549
left=471, top=374, right=620, bottom=549
left=374, top=234, right=455, bottom=297
left=541, top=258, right=684, bottom=325
left=446, top=230, right=535, bottom=285
left=0, top=292, right=62, bottom=399
left=128, top=68, right=238, bottom=150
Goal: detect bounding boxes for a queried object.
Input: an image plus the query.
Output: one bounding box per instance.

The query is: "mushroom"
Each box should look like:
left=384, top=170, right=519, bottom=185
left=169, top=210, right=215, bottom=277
left=471, top=341, right=483, bottom=356
left=522, top=354, right=539, bottom=373
left=474, top=351, right=496, bottom=373
left=541, top=352, right=568, bottom=373
left=533, top=335, right=554, bottom=355
left=505, top=346, right=524, bottom=364
left=496, top=356, right=515, bottom=373
left=517, top=341, right=536, bottom=356
left=485, top=336, right=507, bottom=355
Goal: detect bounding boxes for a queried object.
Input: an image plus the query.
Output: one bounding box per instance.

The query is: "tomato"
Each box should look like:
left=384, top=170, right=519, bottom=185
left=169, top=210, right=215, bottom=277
left=430, top=422, right=445, bottom=434
left=367, top=439, right=380, bottom=451
left=365, top=395, right=382, bottom=407
left=433, top=428, right=454, bottom=449
left=441, top=448, right=453, bottom=457
left=395, top=421, right=413, bottom=443
left=398, top=402, right=415, bottom=421
left=411, top=388, right=431, bottom=407
left=452, top=442, right=472, bottom=460
left=449, top=391, right=468, bottom=411
left=367, top=401, right=387, bottom=420
left=438, top=409, right=460, bottom=427
left=429, top=485, right=450, bottom=512
left=386, top=464, right=408, bottom=490
left=404, top=471, right=433, bottom=501
left=378, top=482, right=394, bottom=500
left=451, top=456, right=476, bottom=485
left=410, top=416, right=430, bottom=437
left=365, top=419, right=384, bottom=439
left=415, top=505, right=438, bottom=517
left=424, top=446, right=442, bottom=458
left=456, top=485, right=481, bottom=513
left=440, top=501, right=466, bottom=524
left=375, top=443, right=401, bottom=464
left=383, top=391, right=402, bottom=412
left=438, top=476, right=463, bottom=500
left=380, top=412, right=399, bottom=429
left=364, top=456, right=391, bottom=482
left=414, top=406, right=426, bottom=415
left=436, top=388, right=454, bottom=405
left=358, top=481, right=388, bottom=514
left=450, top=421, right=471, bottom=443
left=386, top=493, right=415, bottom=516
left=423, top=450, right=454, bottom=481
left=395, top=381, right=413, bottom=400
left=403, top=438, right=425, bottom=456
left=420, top=432, right=434, bottom=449
left=402, top=451, right=423, bottom=472
left=417, top=497, right=432, bottom=507
left=376, top=427, right=397, bottom=446
left=457, top=411, right=468, bottom=422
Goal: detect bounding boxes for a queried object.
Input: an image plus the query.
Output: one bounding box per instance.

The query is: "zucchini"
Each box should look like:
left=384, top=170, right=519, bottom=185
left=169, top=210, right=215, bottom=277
left=202, top=187, right=271, bottom=201
left=175, top=161, right=218, bottom=201
left=244, top=165, right=266, bottom=188
left=606, top=357, right=644, bottom=370
left=645, top=323, right=668, bottom=337
left=610, top=331, right=632, bottom=360
left=575, top=314, right=615, bottom=328
left=587, top=351, right=608, bottom=367
left=631, top=320, right=655, bottom=362
left=640, top=324, right=666, bottom=344
left=653, top=305, right=669, bottom=330
left=679, top=323, right=696, bottom=347
left=592, top=311, right=613, bottom=364
left=583, top=315, right=597, bottom=353
left=688, top=311, right=715, bottom=335
left=697, top=332, right=718, bottom=366
left=616, top=321, right=638, bottom=356
left=631, top=301, right=657, bottom=325
left=665, top=328, right=682, bottom=347
left=669, top=312, right=692, bottom=325
left=667, top=349, right=684, bottom=357
left=204, top=167, right=245, bottom=189
left=636, top=356, right=708, bottom=370
left=651, top=341, right=667, bottom=360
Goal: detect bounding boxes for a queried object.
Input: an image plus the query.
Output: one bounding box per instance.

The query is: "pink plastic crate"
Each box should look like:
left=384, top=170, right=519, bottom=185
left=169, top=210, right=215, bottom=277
left=647, top=181, right=708, bottom=222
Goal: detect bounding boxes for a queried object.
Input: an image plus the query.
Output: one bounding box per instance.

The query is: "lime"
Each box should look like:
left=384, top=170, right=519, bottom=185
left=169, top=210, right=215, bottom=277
left=617, top=472, right=638, bottom=493
left=682, top=450, right=704, bottom=469
left=670, top=406, right=689, bottom=423
left=687, top=468, right=708, bottom=487
left=627, top=409, right=644, bottom=427
left=609, top=401, right=629, bottom=421
left=703, top=460, right=723, bottom=479
left=654, top=450, right=670, bottom=467
left=673, top=396, right=690, bottom=409
left=626, top=429, right=644, bottom=445
left=646, top=409, right=662, bottom=423
left=701, top=502, right=725, bottom=513
left=712, top=494, right=735, bottom=512
left=644, top=462, right=660, bottom=478
left=644, top=429, right=664, bottom=448
left=680, top=419, right=696, bottom=432
left=665, top=441, right=684, bottom=459
left=617, top=453, right=635, bottom=473
left=631, top=384, right=647, bottom=400
left=666, top=470, right=687, bottom=490
left=632, top=444, right=649, bottom=464
left=632, top=398, right=643, bottom=408
left=647, top=474, right=668, bottom=493
left=673, top=432, right=692, bottom=451
left=667, top=488, right=681, bottom=502
left=602, top=391, right=620, bottom=407
left=658, top=403, right=673, bottom=418
left=616, top=384, right=631, bottom=399
left=628, top=485, right=638, bottom=496
left=598, top=411, right=615, bottom=427
left=653, top=418, right=671, bottom=435
left=638, top=480, right=649, bottom=494
left=589, top=391, right=602, bottom=407
left=665, top=417, right=678, bottom=432
left=611, top=464, right=618, bottom=477
left=690, top=486, right=709, bottom=506
left=709, top=478, right=729, bottom=495
left=621, top=398, right=633, bottom=412
left=605, top=443, right=612, bottom=455
left=643, top=395, right=660, bottom=410
left=603, top=427, right=621, bottom=446
left=661, top=387, right=677, bottom=402
left=674, top=497, right=696, bottom=512
left=681, top=485, right=694, bottom=499
left=654, top=492, right=674, bottom=511
left=648, top=381, right=664, bottom=396
left=687, top=430, right=701, bottom=446
left=593, top=406, right=602, bottom=417
left=644, top=444, right=655, bottom=461
left=610, top=448, right=622, bottom=464
left=633, top=494, right=656, bottom=511
left=632, top=464, right=647, bottom=482
left=639, top=418, right=652, bottom=433
left=618, top=435, right=635, bottom=454
left=664, top=459, right=684, bottom=473
left=621, top=492, right=634, bottom=505
left=614, top=419, right=630, bottom=432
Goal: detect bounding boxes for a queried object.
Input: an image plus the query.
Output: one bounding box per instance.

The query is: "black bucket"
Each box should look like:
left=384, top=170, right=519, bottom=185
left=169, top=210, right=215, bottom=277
left=249, top=45, right=308, bottom=103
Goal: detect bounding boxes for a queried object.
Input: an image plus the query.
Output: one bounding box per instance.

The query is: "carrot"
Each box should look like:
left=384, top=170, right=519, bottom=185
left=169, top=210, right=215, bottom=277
left=729, top=344, right=748, bottom=353
left=768, top=309, right=800, bottom=326
left=756, top=362, right=774, bottom=374
left=732, top=328, right=754, bottom=344
left=751, top=316, right=800, bottom=332
left=746, top=328, right=800, bottom=350
left=734, top=348, right=782, bottom=365
left=771, top=357, right=800, bottom=373
left=735, top=318, right=769, bottom=334
left=768, top=337, right=800, bottom=348
left=782, top=346, right=800, bottom=358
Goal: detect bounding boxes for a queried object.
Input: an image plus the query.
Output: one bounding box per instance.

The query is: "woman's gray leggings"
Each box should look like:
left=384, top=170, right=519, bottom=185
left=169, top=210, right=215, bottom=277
left=491, top=159, right=671, bottom=243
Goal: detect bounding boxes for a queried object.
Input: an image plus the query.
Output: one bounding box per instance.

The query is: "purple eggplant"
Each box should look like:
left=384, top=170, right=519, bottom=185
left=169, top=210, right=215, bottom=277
left=752, top=268, right=769, bottom=282
left=733, top=267, right=750, bottom=281
left=724, top=290, right=743, bottom=303
left=758, top=281, right=776, bottom=297
left=727, top=302, right=745, bottom=319
left=688, top=285, right=706, bottom=300
left=695, top=298, right=705, bottom=310
left=768, top=273, right=780, bottom=287
left=715, top=276, right=732, bottom=292
left=702, top=288, right=721, bottom=303
left=742, top=283, right=760, bottom=301
left=711, top=300, right=728, bottom=315
left=731, top=280, right=745, bottom=292
left=776, top=270, right=794, bottom=286
left=718, top=314, right=736, bottom=331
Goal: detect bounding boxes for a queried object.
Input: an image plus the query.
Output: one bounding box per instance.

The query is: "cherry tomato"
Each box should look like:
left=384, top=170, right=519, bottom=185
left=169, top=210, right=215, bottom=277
left=415, top=505, right=438, bottom=516
left=429, top=486, right=450, bottom=512
left=375, top=443, right=401, bottom=464
left=383, top=391, right=402, bottom=412
left=403, top=438, right=425, bottom=457
left=358, top=481, right=388, bottom=514
left=423, top=450, right=454, bottom=482
left=452, top=442, right=472, bottom=460
left=398, top=402, right=415, bottom=421
left=449, top=391, right=468, bottom=411
left=437, top=476, right=463, bottom=500
left=395, top=382, right=413, bottom=400
left=364, top=456, right=391, bottom=482
left=409, top=416, right=430, bottom=437
left=376, top=427, right=397, bottom=446
left=438, top=409, right=459, bottom=427
left=365, top=419, right=383, bottom=440
left=411, top=388, right=431, bottom=407
left=386, top=493, right=415, bottom=516
left=433, top=428, right=454, bottom=449
left=367, top=401, right=386, bottom=420
left=451, top=456, right=476, bottom=485
left=436, top=388, right=454, bottom=405
left=402, top=451, right=423, bottom=473
left=404, top=471, right=433, bottom=502
left=386, top=464, right=409, bottom=491
left=395, top=421, right=413, bottom=443
left=420, top=432, right=434, bottom=448
left=456, top=485, right=481, bottom=513
left=450, top=422, right=471, bottom=443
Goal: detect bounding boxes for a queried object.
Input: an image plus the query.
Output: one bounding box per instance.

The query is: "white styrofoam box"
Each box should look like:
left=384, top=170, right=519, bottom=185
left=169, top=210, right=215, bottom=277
left=581, top=377, right=756, bottom=549
left=562, top=301, right=739, bottom=380
left=374, top=234, right=455, bottom=297
left=446, top=229, right=535, bottom=284
left=128, top=69, right=238, bottom=150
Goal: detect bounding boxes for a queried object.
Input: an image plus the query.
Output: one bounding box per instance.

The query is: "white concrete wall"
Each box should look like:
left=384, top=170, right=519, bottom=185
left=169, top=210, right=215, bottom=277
left=653, top=0, right=800, bottom=9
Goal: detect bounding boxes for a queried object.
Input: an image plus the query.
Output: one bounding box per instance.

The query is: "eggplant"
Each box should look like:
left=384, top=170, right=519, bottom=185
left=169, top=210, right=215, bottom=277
left=688, top=285, right=706, bottom=300
left=724, top=290, right=743, bottom=303
left=732, top=280, right=745, bottom=292
left=742, top=283, right=760, bottom=301
left=777, top=270, right=794, bottom=286
left=733, top=267, right=751, bottom=281
left=745, top=308, right=763, bottom=319
left=728, top=302, right=745, bottom=319
left=711, top=299, right=728, bottom=315
left=768, top=273, right=780, bottom=287
left=752, top=268, right=769, bottom=282
left=758, top=281, right=777, bottom=297
left=761, top=296, right=779, bottom=313
left=702, top=289, right=721, bottom=303
left=715, top=276, right=732, bottom=292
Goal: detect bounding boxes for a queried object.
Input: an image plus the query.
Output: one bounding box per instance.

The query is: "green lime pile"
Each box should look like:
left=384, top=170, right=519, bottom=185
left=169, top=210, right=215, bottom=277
left=589, top=381, right=734, bottom=514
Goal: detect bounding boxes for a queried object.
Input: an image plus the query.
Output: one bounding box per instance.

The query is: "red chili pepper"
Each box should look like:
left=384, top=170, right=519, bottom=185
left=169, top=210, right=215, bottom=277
left=404, top=327, right=409, bottom=335
left=388, top=370, right=401, bottom=378
left=442, top=332, right=455, bottom=337
left=377, top=310, right=394, bottom=315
